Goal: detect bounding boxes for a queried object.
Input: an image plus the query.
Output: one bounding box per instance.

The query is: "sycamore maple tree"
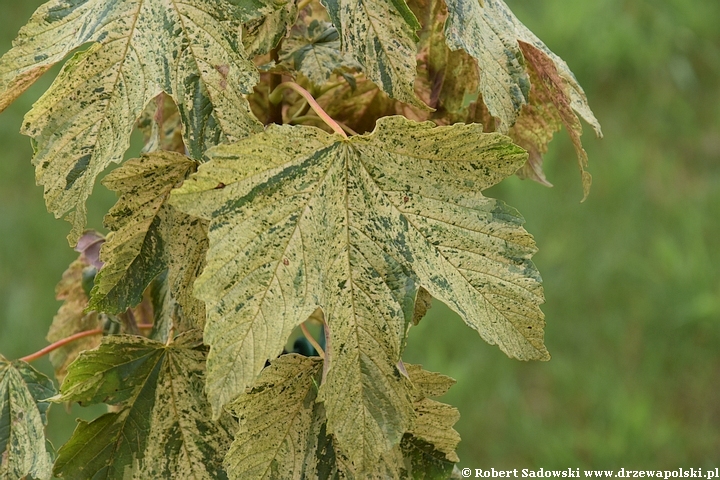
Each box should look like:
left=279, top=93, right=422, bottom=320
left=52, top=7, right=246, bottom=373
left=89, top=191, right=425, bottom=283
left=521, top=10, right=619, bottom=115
left=0, top=0, right=601, bottom=478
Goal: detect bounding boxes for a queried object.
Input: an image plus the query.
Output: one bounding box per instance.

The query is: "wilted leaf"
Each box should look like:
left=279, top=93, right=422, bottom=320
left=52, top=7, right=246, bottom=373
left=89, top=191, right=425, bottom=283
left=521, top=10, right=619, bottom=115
left=53, top=333, right=234, bottom=479
left=46, top=255, right=102, bottom=384
left=511, top=41, right=597, bottom=199
left=89, top=152, right=205, bottom=326
left=171, top=115, right=546, bottom=468
left=321, top=0, right=427, bottom=108
left=0, top=0, right=262, bottom=244
left=0, top=356, right=56, bottom=480
left=280, top=20, right=360, bottom=86
left=443, top=0, right=601, bottom=138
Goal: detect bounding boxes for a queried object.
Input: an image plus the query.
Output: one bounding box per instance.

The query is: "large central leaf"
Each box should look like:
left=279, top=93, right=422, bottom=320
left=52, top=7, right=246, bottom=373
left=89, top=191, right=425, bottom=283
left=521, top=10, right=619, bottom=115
left=171, top=115, right=547, bottom=469
left=0, top=0, right=265, bottom=244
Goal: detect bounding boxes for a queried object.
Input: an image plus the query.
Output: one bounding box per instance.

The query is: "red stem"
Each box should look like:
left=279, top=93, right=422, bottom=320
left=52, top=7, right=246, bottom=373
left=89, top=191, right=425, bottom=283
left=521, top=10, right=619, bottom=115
left=19, top=323, right=155, bottom=363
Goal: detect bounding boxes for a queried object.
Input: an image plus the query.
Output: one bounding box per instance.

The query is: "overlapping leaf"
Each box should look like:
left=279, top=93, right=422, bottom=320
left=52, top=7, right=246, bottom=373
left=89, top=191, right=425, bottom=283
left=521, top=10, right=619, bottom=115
left=321, top=0, right=427, bottom=108
left=225, top=356, right=459, bottom=478
left=280, top=20, right=360, bottom=86
left=443, top=0, right=601, bottom=136
left=0, top=0, right=263, bottom=244
left=89, top=152, right=207, bottom=333
left=53, top=333, right=234, bottom=479
left=0, top=356, right=56, bottom=480
left=243, top=0, right=299, bottom=57
left=171, top=115, right=547, bottom=469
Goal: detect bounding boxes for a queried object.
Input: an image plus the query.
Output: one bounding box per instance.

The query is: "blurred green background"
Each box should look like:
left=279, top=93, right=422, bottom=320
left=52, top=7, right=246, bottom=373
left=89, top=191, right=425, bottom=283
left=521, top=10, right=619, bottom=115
left=1, top=0, right=718, bottom=471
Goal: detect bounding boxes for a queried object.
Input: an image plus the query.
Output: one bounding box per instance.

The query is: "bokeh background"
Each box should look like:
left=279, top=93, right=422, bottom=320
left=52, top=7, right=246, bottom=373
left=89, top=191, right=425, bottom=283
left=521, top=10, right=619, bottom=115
left=1, top=0, right=718, bottom=471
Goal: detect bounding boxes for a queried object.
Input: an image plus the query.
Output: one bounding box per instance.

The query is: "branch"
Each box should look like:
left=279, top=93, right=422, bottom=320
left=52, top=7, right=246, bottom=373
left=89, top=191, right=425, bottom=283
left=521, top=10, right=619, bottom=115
left=19, top=323, right=154, bottom=363
left=269, top=82, right=348, bottom=138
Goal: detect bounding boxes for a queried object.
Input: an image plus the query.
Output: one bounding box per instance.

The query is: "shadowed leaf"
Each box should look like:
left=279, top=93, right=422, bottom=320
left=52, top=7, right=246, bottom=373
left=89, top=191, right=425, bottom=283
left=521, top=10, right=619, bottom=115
left=0, top=356, right=56, bottom=480
left=53, top=333, right=234, bottom=479
left=280, top=20, right=360, bottom=86
left=321, top=0, right=428, bottom=108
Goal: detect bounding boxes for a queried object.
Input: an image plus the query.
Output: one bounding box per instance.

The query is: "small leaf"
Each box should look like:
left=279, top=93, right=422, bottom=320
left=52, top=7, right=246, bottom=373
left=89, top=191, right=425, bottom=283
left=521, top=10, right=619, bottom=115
left=243, top=0, right=299, bottom=57
left=322, top=0, right=428, bottom=108
left=280, top=20, right=360, bottom=86
left=0, top=0, right=262, bottom=244
left=0, top=356, right=56, bottom=480
left=88, top=152, right=202, bottom=317
left=53, top=333, right=234, bottom=479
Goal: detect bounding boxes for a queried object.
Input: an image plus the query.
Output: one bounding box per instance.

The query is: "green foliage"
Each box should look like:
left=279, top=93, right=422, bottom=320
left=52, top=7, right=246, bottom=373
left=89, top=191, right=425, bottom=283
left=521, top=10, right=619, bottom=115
left=0, top=0, right=601, bottom=478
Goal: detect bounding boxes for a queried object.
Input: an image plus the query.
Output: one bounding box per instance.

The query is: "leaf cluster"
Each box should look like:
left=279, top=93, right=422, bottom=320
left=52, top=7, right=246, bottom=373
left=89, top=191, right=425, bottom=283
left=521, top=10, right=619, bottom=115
left=0, top=0, right=599, bottom=478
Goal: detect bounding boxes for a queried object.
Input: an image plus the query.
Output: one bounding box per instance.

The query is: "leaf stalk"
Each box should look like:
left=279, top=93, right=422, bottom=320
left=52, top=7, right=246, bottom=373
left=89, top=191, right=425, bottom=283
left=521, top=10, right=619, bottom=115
left=270, top=82, right=348, bottom=138
left=19, top=323, right=154, bottom=363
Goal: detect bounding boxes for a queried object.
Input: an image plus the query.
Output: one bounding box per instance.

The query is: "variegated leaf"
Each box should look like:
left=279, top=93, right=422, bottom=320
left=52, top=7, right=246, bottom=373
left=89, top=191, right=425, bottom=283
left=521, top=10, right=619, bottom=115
left=321, top=0, right=428, bottom=109
left=280, top=20, right=360, bottom=86
left=444, top=0, right=601, bottom=138
left=0, top=356, right=56, bottom=480
left=53, top=333, right=234, bottom=479
left=0, top=0, right=263, bottom=244
left=89, top=152, right=206, bottom=333
left=171, top=115, right=547, bottom=470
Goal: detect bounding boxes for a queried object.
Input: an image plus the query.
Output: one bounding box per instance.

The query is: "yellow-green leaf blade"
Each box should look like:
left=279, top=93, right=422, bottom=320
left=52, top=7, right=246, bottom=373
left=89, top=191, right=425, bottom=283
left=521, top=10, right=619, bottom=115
left=5, top=0, right=261, bottom=245
left=358, top=117, right=548, bottom=360
left=0, top=356, right=56, bottom=480
left=53, top=333, right=234, bottom=479
left=88, top=152, right=197, bottom=314
left=225, top=355, right=323, bottom=480
left=325, top=0, right=427, bottom=108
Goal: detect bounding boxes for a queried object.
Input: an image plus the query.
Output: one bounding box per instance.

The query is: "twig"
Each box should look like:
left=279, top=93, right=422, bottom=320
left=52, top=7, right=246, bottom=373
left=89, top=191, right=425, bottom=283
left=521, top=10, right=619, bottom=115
left=300, top=323, right=325, bottom=359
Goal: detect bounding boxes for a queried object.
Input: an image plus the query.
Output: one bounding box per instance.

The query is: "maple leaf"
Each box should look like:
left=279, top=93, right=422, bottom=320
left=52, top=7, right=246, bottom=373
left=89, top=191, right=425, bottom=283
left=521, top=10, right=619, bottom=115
left=52, top=332, right=234, bottom=479
left=46, top=255, right=103, bottom=384
left=443, top=0, right=601, bottom=136
left=225, top=356, right=460, bottom=478
left=280, top=20, right=360, bottom=86
left=321, top=0, right=428, bottom=109
left=0, top=356, right=56, bottom=480
left=171, top=115, right=546, bottom=469
left=243, top=0, right=299, bottom=57
left=88, top=152, right=207, bottom=334
left=0, top=0, right=263, bottom=245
